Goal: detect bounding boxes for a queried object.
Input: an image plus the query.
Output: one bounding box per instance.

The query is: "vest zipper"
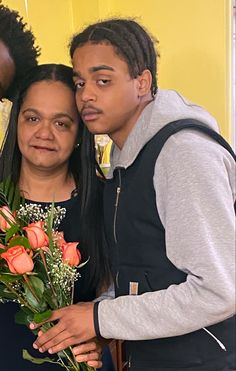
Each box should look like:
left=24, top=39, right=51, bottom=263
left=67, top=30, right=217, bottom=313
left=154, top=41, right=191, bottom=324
left=127, top=354, right=132, bottom=369
left=113, top=169, right=121, bottom=244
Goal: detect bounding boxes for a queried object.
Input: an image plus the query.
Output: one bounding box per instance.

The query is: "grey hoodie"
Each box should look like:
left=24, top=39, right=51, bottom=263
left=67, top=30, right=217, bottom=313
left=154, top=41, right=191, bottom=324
left=97, top=89, right=236, bottom=342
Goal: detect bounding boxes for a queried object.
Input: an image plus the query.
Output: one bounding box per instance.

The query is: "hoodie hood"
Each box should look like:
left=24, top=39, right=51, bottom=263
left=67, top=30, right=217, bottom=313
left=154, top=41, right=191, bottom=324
left=107, top=89, right=219, bottom=178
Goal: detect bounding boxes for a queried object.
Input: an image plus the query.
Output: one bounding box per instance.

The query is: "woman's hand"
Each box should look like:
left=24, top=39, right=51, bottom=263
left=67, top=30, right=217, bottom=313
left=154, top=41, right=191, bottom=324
left=73, top=340, right=102, bottom=368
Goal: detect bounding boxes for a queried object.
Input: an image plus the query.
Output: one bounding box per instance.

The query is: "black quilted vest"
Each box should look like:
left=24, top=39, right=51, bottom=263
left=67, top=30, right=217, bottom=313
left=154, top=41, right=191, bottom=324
left=103, top=120, right=236, bottom=370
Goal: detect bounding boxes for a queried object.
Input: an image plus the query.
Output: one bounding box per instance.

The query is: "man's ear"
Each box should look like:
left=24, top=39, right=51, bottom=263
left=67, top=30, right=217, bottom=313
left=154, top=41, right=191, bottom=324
left=136, top=69, right=152, bottom=97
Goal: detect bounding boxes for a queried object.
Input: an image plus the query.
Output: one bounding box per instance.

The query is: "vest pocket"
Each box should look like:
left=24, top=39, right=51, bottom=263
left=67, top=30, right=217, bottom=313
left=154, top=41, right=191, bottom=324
left=144, top=271, right=155, bottom=291
left=115, top=266, right=155, bottom=295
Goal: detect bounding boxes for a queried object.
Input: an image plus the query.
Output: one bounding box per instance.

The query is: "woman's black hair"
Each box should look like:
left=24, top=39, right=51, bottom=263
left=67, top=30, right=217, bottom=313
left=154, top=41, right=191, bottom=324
left=0, top=63, right=110, bottom=293
left=69, top=18, right=159, bottom=97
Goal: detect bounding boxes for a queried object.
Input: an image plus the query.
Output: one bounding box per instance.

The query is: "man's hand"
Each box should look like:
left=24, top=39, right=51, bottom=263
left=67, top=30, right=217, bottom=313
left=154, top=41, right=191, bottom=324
left=30, top=302, right=95, bottom=354
left=73, top=340, right=102, bottom=368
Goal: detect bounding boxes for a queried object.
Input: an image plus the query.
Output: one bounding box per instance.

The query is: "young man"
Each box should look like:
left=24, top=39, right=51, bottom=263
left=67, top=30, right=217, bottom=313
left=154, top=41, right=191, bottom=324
left=32, top=19, right=235, bottom=370
left=0, top=4, right=40, bottom=100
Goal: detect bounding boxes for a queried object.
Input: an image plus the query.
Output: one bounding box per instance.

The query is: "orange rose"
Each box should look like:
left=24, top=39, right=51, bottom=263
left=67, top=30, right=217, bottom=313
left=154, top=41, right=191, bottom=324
left=61, top=242, right=81, bottom=267
left=1, top=245, right=34, bottom=274
left=0, top=206, right=16, bottom=232
left=23, top=221, right=49, bottom=250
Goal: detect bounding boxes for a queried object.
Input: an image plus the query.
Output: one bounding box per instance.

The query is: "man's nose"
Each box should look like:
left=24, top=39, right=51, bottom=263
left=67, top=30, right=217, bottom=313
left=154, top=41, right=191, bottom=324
left=80, top=83, right=96, bottom=103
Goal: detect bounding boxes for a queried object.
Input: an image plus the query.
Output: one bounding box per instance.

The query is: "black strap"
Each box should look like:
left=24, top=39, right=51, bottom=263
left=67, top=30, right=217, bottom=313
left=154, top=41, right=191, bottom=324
left=155, top=119, right=236, bottom=161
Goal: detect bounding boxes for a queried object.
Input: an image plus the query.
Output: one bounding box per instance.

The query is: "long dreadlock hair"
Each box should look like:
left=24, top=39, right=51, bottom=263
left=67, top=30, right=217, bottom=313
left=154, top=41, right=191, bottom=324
left=69, top=18, right=159, bottom=97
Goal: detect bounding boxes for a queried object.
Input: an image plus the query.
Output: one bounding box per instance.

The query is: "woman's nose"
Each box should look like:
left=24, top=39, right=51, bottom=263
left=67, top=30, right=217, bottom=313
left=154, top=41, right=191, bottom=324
left=35, top=121, right=54, bottom=140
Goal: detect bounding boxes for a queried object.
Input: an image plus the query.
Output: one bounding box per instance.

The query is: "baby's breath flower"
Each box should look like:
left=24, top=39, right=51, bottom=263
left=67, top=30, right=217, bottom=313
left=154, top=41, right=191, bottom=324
left=17, top=203, right=66, bottom=229
left=45, top=245, right=79, bottom=305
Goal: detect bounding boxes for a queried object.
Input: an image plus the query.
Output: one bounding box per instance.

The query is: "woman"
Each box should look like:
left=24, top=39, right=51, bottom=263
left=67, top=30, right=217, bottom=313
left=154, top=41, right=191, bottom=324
left=0, top=64, right=114, bottom=370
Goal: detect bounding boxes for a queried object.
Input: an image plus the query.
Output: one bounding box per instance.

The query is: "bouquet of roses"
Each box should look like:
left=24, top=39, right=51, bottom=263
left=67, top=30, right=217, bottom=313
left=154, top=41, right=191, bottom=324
left=0, top=182, right=94, bottom=371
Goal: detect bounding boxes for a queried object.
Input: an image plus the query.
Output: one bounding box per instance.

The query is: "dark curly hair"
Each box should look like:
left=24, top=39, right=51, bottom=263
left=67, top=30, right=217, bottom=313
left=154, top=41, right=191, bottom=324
left=70, top=18, right=159, bottom=97
left=0, top=4, right=40, bottom=99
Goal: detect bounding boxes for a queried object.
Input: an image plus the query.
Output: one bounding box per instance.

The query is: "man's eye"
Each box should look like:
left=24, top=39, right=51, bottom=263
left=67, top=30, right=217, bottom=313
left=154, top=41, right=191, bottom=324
left=97, top=79, right=111, bottom=86
left=75, top=81, right=85, bottom=90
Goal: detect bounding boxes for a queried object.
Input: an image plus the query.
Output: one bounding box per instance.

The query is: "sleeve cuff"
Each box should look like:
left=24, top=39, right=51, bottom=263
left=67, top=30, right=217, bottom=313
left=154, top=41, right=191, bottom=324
left=93, top=301, right=102, bottom=339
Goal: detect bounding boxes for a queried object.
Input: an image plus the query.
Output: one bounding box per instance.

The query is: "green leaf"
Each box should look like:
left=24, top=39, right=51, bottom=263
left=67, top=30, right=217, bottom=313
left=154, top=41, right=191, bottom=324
left=80, top=363, right=95, bottom=371
left=3, top=176, right=11, bottom=195
left=22, top=349, right=63, bottom=366
left=87, top=367, right=96, bottom=371
left=45, top=203, right=55, bottom=252
left=78, top=257, right=90, bottom=269
left=0, top=177, right=24, bottom=211
left=0, top=284, right=17, bottom=300
left=0, top=185, right=8, bottom=206
left=8, top=235, right=31, bottom=249
left=24, top=283, right=46, bottom=311
left=0, top=273, right=23, bottom=283
left=80, top=363, right=88, bottom=370
left=7, top=182, right=15, bottom=209
left=43, top=288, right=58, bottom=309
left=5, top=224, right=20, bottom=243
left=0, top=208, right=17, bottom=228
left=12, top=186, right=22, bottom=212
left=28, top=276, right=45, bottom=299
left=24, top=288, right=38, bottom=308
left=15, top=307, right=34, bottom=325
left=33, top=309, right=52, bottom=324
left=33, top=258, right=48, bottom=281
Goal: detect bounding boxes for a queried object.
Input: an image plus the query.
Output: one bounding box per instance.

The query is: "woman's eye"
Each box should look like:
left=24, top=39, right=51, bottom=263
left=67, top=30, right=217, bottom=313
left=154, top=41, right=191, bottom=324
left=55, top=121, right=68, bottom=129
left=97, top=79, right=111, bottom=86
left=26, top=116, right=39, bottom=123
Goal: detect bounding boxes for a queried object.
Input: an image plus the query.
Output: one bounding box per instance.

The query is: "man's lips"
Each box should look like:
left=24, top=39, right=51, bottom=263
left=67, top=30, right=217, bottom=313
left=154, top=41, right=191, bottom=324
left=81, top=108, right=102, bottom=121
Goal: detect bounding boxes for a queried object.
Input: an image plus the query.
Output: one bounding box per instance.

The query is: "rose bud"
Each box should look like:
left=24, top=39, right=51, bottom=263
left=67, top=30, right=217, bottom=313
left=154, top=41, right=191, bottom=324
left=1, top=245, right=34, bottom=274
left=0, top=206, right=16, bottom=232
left=23, top=221, right=49, bottom=250
left=61, top=242, right=81, bottom=267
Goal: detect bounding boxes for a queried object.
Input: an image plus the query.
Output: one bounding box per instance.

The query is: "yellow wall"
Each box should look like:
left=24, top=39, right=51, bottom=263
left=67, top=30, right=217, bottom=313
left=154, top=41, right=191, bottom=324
left=1, top=0, right=233, bottom=142
left=1, top=0, right=74, bottom=64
